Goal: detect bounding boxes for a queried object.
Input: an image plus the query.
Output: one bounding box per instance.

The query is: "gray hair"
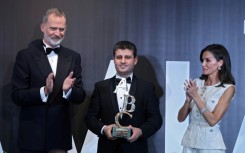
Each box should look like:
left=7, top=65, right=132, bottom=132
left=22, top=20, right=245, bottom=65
left=42, top=8, right=66, bottom=24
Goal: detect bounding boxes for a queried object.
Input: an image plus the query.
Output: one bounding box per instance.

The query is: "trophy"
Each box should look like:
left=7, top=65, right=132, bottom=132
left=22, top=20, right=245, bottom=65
left=112, top=78, right=136, bottom=139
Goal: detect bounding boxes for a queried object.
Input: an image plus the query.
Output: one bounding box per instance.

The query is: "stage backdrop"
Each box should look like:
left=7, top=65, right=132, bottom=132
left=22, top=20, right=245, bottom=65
left=1, top=0, right=245, bottom=153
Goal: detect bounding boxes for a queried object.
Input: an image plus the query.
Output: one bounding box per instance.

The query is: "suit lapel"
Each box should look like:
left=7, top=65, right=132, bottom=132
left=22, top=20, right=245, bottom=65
left=109, top=77, right=120, bottom=113
left=51, top=49, right=72, bottom=100
left=129, top=75, right=137, bottom=96
left=32, top=45, right=53, bottom=79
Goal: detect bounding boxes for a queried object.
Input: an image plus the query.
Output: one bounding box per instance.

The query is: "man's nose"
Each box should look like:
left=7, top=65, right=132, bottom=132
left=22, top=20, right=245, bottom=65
left=121, top=57, right=126, bottom=63
left=54, top=30, right=62, bottom=37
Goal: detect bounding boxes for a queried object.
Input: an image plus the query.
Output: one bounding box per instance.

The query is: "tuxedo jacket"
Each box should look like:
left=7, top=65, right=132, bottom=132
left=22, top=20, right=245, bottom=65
left=11, top=39, right=86, bottom=151
left=85, top=75, right=162, bottom=153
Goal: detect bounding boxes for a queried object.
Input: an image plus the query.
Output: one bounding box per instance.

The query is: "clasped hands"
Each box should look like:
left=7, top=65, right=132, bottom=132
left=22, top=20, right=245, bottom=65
left=184, top=79, right=199, bottom=101
left=44, top=71, right=76, bottom=96
left=103, top=124, right=142, bottom=143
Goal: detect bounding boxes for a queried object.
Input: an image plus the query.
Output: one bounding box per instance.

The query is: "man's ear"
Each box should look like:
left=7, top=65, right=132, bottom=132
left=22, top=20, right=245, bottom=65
left=40, top=23, right=45, bottom=32
left=134, top=57, right=138, bottom=65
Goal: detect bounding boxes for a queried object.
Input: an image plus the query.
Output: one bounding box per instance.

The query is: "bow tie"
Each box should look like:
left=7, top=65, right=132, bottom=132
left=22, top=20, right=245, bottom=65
left=46, top=47, right=60, bottom=55
left=115, top=77, right=131, bottom=85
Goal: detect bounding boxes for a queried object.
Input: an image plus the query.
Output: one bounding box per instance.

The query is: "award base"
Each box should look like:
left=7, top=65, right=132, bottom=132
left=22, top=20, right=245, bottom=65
left=112, top=127, right=131, bottom=139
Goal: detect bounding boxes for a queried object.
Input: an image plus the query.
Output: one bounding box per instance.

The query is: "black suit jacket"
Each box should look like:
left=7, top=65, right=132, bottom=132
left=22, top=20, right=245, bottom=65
left=85, top=75, right=162, bottom=153
left=11, top=39, right=86, bottom=151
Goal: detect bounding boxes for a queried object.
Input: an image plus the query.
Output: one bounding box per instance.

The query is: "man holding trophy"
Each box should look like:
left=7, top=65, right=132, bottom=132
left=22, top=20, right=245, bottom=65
left=85, top=41, right=162, bottom=153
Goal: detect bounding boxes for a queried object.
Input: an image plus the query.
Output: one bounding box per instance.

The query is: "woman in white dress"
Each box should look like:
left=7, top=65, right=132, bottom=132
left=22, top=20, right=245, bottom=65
left=178, top=44, right=235, bottom=153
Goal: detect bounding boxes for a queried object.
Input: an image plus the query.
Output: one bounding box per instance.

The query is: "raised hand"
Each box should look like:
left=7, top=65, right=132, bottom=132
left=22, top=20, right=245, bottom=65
left=45, top=73, right=54, bottom=96
left=184, top=79, right=199, bottom=100
left=184, top=79, right=193, bottom=102
left=63, top=71, right=76, bottom=93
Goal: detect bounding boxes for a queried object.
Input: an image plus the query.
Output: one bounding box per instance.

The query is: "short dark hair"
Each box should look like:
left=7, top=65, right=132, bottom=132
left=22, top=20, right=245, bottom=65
left=199, top=44, right=235, bottom=86
left=113, top=41, right=137, bottom=58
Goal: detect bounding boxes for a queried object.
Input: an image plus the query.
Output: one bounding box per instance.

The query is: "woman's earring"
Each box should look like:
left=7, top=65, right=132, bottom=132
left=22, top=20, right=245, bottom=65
left=218, top=66, right=221, bottom=70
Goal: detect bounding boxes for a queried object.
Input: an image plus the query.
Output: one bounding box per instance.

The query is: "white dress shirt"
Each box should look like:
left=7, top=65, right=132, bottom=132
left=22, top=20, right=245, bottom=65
left=40, top=41, right=71, bottom=102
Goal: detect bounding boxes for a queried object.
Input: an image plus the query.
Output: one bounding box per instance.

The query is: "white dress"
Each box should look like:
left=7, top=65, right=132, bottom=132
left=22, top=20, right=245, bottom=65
left=181, top=78, right=234, bottom=152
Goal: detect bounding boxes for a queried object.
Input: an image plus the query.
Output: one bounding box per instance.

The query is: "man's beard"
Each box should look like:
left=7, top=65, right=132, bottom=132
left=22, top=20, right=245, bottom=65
left=44, top=34, right=64, bottom=47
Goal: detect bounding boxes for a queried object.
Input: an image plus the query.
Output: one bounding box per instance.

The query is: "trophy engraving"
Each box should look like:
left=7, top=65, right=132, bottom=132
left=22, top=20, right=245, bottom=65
left=113, top=78, right=135, bottom=139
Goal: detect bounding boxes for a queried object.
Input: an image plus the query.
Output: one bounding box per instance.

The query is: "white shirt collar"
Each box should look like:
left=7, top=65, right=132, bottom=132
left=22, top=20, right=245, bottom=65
left=115, top=73, right=133, bottom=80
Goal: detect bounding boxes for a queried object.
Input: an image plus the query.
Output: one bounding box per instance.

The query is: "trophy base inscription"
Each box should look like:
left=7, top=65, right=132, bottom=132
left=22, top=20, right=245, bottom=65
left=112, top=127, right=131, bottom=139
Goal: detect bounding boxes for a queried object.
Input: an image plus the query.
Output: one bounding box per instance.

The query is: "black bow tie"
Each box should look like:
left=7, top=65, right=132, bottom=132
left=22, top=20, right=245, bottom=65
left=115, top=77, right=131, bottom=85
left=46, top=47, right=60, bottom=55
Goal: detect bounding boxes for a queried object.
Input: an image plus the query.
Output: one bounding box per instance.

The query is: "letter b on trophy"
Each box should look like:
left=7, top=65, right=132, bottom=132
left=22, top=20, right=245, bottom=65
left=112, top=93, right=136, bottom=139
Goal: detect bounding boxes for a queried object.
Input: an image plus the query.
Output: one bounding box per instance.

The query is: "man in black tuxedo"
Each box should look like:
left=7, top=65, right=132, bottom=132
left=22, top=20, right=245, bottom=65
left=85, top=41, right=162, bottom=153
left=11, top=8, right=86, bottom=153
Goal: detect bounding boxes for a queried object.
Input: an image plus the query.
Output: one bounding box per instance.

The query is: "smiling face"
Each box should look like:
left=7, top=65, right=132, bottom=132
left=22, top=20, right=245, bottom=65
left=40, top=13, right=66, bottom=48
left=201, top=51, right=223, bottom=77
left=114, top=49, right=138, bottom=78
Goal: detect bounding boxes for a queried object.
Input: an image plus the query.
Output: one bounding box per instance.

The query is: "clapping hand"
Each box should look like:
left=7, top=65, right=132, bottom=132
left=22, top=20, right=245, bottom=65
left=44, top=73, right=54, bottom=96
left=63, top=71, right=76, bottom=93
left=184, top=79, right=199, bottom=100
